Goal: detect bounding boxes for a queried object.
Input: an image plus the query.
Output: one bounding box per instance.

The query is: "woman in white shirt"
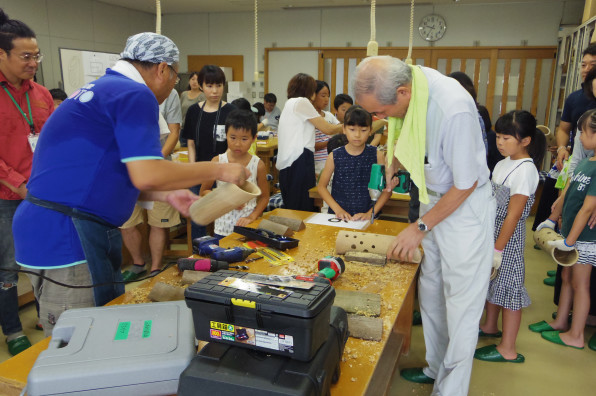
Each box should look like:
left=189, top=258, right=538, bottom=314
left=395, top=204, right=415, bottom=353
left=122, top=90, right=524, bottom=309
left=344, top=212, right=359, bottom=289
left=276, top=73, right=343, bottom=210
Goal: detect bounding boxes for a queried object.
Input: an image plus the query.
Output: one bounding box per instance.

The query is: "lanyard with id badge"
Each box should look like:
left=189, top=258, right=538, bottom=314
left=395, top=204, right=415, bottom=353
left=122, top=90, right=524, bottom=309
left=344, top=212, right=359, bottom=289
left=1, top=83, right=38, bottom=151
left=196, top=100, right=225, bottom=153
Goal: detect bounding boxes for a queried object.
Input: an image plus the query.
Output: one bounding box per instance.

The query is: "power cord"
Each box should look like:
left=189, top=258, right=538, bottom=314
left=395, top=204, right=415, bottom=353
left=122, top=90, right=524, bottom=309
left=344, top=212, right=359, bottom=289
left=0, top=261, right=177, bottom=289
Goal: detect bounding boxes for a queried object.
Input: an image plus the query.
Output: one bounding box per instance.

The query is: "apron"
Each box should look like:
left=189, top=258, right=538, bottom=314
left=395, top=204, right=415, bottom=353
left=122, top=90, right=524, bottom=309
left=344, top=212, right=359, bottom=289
left=25, top=194, right=124, bottom=306
left=488, top=160, right=534, bottom=310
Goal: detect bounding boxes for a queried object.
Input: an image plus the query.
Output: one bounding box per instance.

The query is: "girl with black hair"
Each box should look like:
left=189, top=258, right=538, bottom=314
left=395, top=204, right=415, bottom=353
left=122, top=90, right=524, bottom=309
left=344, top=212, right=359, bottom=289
left=181, top=65, right=236, bottom=238
left=475, top=110, right=546, bottom=363
left=531, top=108, right=596, bottom=350
left=316, top=105, right=390, bottom=220
left=312, top=80, right=340, bottom=174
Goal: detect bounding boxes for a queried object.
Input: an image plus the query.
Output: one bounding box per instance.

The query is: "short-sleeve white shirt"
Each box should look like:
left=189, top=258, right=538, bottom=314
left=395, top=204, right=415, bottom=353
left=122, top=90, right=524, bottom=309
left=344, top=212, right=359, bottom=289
left=276, top=97, right=320, bottom=170
left=492, top=157, right=539, bottom=196
left=421, top=67, right=490, bottom=193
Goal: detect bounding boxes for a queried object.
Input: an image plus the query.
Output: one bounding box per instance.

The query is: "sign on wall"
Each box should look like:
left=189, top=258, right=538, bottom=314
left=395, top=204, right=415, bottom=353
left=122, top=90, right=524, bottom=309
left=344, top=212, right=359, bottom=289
left=59, top=48, right=120, bottom=95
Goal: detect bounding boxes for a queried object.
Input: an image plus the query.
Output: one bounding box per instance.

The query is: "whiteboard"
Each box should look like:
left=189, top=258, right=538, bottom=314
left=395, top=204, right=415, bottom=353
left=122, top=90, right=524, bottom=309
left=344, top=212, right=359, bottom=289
left=59, top=48, right=120, bottom=95
left=266, top=50, right=318, bottom=109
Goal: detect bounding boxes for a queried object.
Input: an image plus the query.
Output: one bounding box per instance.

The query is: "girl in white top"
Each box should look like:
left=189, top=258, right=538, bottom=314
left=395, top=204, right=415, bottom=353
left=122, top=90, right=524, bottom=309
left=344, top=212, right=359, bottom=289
left=276, top=73, right=343, bottom=211
left=313, top=80, right=340, bottom=174
left=199, top=110, right=270, bottom=237
left=476, top=110, right=545, bottom=363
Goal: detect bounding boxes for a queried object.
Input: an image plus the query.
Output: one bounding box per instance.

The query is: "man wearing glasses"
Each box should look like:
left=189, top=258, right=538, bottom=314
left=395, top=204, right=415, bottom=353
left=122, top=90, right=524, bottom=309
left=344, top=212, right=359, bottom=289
left=0, top=8, right=53, bottom=356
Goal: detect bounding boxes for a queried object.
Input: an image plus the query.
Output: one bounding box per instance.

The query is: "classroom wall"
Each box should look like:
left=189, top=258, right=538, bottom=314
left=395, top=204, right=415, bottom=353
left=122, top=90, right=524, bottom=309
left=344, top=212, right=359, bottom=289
left=1, top=0, right=153, bottom=89
left=0, top=0, right=585, bottom=90
left=164, top=1, right=585, bottom=81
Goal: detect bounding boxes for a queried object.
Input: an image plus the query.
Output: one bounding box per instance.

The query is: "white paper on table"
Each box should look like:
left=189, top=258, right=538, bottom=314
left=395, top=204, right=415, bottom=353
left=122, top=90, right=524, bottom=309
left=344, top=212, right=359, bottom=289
left=304, top=213, right=370, bottom=230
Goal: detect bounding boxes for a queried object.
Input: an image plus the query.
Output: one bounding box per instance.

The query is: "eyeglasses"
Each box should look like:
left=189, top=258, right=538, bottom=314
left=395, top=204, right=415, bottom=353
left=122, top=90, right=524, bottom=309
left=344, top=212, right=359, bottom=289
left=15, top=53, right=44, bottom=64
left=168, top=65, right=180, bottom=84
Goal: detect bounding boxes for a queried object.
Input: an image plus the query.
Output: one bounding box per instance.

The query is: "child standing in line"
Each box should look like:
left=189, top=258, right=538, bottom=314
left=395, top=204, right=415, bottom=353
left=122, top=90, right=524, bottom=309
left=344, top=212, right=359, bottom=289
left=529, top=108, right=596, bottom=350
left=317, top=106, right=390, bottom=220
left=313, top=80, right=340, bottom=174
left=475, top=110, right=545, bottom=363
left=182, top=65, right=236, bottom=238
left=199, top=110, right=270, bottom=237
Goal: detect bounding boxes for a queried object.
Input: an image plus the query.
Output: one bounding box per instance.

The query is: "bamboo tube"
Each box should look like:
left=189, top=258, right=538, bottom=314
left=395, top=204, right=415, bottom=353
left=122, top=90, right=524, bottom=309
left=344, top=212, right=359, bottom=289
left=258, top=219, right=293, bottom=236
left=189, top=181, right=261, bottom=225
left=533, top=228, right=579, bottom=266
left=335, top=230, right=422, bottom=264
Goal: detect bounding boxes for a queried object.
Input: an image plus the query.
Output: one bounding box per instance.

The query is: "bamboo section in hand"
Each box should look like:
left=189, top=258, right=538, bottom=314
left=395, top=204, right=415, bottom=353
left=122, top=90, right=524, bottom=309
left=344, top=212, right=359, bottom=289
left=533, top=228, right=578, bottom=266
left=189, top=181, right=261, bottom=225
left=335, top=230, right=422, bottom=264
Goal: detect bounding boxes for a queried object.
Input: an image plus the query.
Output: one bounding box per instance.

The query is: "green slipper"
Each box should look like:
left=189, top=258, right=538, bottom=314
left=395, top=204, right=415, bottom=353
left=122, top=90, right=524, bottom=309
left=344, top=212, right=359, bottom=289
left=589, top=333, right=596, bottom=351
left=400, top=368, right=435, bottom=384
left=546, top=270, right=556, bottom=277
left=528, top=320, right=554, bottom=333
left=551, top=311, right=573, bottom=324
left=412, top=310, right=422, bottom=326
left=121, top=268, right=147, bottom=282
left=479, top=329, right=502, bottom=338
left=7, top=335, right=32, bottom=356
left=541, top=330, right=584, bottom=349
left=474, top=344, right=525, bottom=363
left=543, top=276, right=556, bottom=286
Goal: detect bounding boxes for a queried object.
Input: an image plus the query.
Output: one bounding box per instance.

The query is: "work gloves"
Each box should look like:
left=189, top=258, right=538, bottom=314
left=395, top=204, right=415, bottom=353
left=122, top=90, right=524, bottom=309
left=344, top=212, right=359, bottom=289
left=491, top=249, right=503, bottom=280
left=547, top=239, right=576, bottom=251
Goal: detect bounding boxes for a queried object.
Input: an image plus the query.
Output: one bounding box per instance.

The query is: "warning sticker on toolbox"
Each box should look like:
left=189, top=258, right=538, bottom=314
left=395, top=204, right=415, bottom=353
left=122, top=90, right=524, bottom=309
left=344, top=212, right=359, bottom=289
left=209, top=321, right=293, bottom=352
left=218, top=277, right=292, bottom=299
left=255, top=330, right=294, bottom=353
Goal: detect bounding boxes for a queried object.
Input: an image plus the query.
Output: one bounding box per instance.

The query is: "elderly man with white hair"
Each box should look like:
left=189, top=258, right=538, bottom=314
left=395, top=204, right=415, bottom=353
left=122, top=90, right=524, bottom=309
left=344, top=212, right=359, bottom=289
left=12, top=32, right=249, bottom=336
left=352, top=56, right=495, bottom=396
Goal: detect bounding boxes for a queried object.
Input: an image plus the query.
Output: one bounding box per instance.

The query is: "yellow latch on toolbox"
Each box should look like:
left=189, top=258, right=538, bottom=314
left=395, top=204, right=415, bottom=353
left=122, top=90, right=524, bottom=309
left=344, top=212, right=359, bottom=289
left=231, top=298, right=256, bottom=308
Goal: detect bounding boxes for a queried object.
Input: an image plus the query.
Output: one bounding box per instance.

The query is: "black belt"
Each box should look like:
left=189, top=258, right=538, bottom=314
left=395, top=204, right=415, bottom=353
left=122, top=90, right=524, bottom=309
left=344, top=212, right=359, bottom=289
left=25, top=193, right=117, bottom=229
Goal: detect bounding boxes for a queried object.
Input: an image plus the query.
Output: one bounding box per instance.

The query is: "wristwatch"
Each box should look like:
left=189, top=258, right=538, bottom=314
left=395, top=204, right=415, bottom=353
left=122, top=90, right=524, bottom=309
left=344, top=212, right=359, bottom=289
left=417, top=218, right=430, bottom=233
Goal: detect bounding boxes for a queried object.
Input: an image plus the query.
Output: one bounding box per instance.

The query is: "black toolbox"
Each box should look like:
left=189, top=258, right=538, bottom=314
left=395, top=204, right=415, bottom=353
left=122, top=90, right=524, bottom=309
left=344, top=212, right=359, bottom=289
left=178, top=306, right=349, bottom=396
left=184, top=270, right=335, bottom=362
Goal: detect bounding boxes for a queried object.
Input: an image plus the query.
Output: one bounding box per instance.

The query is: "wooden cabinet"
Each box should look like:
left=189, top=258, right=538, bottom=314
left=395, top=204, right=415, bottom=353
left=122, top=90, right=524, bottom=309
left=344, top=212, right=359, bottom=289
left=547, top=17, right=596, bottom=133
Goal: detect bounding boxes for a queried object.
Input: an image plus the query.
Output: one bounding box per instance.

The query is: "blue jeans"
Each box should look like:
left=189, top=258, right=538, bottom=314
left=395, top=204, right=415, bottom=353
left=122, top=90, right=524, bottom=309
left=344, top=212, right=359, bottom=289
left=71, top=217, right=125, bottom=306
left=0, top=199, right=23, bottom=336
left=190, top=185, right=207, bottom=239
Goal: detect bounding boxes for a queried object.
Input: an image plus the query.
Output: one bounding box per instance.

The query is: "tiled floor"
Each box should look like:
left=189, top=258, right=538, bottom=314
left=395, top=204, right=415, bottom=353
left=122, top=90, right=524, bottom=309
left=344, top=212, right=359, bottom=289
left=2, top=218, right=595, bottom=395
left=388, top=217, right=596, bottom=395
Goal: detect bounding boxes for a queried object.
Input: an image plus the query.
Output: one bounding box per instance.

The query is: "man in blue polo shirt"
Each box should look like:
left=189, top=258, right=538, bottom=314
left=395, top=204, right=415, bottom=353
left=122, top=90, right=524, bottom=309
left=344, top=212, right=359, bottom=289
left=12, top=33, right=249, bottom=336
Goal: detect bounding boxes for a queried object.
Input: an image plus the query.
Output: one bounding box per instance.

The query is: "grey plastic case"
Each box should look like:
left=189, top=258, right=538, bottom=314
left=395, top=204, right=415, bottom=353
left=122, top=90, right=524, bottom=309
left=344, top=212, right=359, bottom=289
left=27, top=301, right=196, bottom=396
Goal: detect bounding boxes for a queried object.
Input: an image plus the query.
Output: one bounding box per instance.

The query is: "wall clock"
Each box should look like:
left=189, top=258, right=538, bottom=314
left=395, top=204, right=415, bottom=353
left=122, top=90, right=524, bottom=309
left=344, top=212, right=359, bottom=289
left=418, top=14, right=447, bottom=42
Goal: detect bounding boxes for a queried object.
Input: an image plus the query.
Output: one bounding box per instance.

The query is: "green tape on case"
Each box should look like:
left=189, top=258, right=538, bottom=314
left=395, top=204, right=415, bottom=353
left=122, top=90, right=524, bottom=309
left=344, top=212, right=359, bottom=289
left=115, top=321, right=131, bottom=340
left=142, top=320, right=152, bottom=338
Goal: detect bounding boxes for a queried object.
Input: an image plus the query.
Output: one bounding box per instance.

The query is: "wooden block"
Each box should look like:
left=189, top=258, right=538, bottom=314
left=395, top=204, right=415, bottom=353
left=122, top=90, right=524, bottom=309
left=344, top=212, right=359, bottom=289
left=347, top=314, right=383, bottom=341
left=181, top=270, right=211, bottom=285
left=148, top=282, right=185, bottom=302
left=258, top=218, right=293, bottom=237
left=344, top=251, right=387, bottom=266
left=268, top=215, right=306, bottom=231
left=334, top=289, right=381, bottom=317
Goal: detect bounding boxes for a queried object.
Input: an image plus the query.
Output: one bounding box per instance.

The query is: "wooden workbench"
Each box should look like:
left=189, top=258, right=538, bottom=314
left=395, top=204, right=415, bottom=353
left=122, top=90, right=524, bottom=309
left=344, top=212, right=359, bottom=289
left=309, top=187, right=411, bottom=219
left=0, top=208, right=418, bottom=396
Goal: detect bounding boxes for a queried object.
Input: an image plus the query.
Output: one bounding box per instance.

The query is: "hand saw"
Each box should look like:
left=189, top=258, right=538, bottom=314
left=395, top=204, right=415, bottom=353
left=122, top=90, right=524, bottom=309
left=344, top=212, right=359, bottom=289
left=243, top=242, right=294, bottom=265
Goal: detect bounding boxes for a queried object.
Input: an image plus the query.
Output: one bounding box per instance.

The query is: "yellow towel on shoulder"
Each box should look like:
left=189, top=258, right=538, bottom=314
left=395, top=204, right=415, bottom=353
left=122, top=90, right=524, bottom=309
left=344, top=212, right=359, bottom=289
left=386, top=65, right=429, bottom=204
